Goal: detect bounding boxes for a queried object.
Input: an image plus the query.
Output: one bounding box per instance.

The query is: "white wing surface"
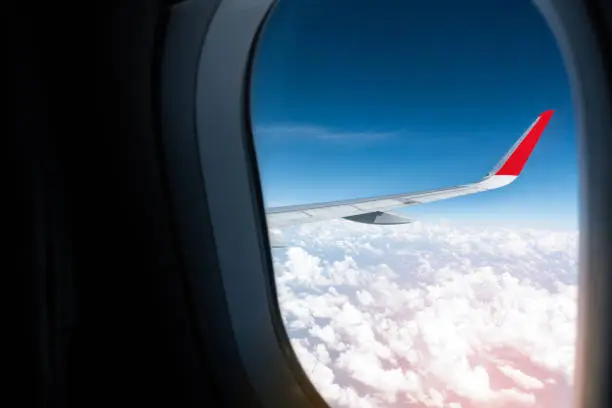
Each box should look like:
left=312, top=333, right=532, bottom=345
left=265, top=110, right=554, bottom=232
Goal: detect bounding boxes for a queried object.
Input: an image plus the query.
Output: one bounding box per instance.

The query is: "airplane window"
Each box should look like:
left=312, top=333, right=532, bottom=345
left=249, top=1, right=578, bottom=407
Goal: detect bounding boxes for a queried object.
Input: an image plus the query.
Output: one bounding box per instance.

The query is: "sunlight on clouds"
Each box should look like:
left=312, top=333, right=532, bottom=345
left=272, top=220, right=579, bottom=408
left=498, top=366, right=545, bottom=390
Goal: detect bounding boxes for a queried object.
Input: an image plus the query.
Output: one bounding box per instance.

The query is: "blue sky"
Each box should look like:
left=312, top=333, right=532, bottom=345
left=250, top=0, right=578, bottom=229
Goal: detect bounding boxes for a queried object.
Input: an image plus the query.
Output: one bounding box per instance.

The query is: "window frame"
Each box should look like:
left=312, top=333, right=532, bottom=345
left=533, top=1, right=612, bottom=407
left=160, top=0, right=612, bottom=407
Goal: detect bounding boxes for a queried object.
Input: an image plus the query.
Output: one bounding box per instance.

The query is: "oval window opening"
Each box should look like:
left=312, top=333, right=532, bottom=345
left=250, top=1, right=579, bottom=407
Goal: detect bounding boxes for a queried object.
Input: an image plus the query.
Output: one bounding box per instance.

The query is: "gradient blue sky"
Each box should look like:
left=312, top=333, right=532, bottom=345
left=250, top=0, right=578, bottom=229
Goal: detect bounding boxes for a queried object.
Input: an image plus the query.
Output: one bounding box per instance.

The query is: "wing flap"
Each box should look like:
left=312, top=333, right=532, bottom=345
left=344, top=211, right=414, bottom=225
left=353, top=199, right=407, bottom=211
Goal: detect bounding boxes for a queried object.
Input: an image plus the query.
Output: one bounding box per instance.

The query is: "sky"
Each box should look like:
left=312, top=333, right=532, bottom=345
left=250, top=0, right=579, bottom=230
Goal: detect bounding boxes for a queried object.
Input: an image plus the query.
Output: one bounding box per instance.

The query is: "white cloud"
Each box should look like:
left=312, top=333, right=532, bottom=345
left=256, top=124, right=399, bottom=143
left=271, top=219, right=579, bottom=408
left=498, top=365, right=545, bottom=390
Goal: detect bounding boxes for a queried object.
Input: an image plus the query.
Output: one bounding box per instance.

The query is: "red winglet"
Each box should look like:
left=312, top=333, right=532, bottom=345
left=495, top=110, right=554, bottom=176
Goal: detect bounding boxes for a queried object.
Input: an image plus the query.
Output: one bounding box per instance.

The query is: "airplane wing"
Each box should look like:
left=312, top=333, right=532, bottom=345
left=265, top=110, right=554, bottom=234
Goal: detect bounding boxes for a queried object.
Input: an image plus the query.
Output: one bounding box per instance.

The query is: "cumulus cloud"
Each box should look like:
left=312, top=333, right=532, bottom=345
left=497, top=366, right=545, bottom=391
left=270, top=219, right=579, bottom=408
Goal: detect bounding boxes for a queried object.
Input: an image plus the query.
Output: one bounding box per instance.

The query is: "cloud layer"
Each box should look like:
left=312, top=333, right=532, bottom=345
left=271, top=220, right=578, bottom=408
